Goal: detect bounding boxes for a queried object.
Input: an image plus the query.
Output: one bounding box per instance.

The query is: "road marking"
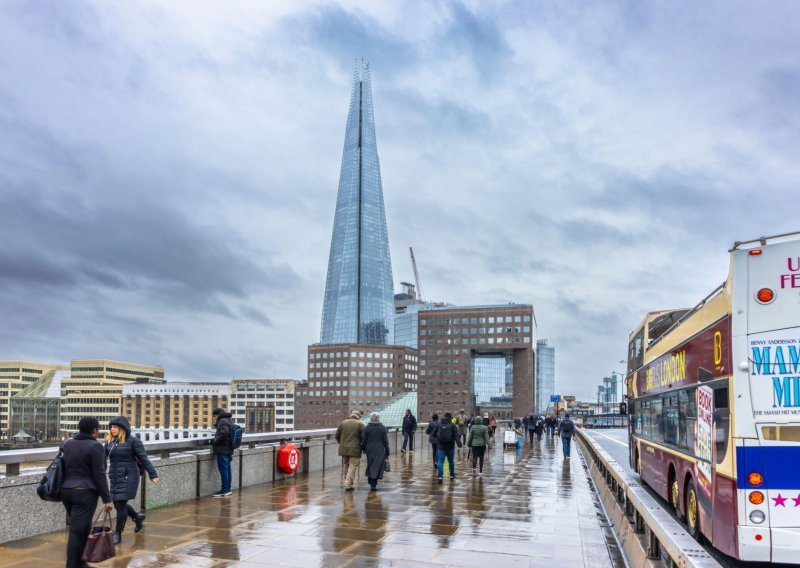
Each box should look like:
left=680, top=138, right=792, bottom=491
left=588, top=430, right=628, bottom=447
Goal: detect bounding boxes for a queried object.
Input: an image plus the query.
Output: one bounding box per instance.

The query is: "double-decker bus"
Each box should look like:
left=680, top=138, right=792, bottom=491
left=626, top=231, right=800, bottom=562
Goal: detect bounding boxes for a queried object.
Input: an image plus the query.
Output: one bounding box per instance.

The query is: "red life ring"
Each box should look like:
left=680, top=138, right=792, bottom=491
left=277, top=443, right=301, bottom=474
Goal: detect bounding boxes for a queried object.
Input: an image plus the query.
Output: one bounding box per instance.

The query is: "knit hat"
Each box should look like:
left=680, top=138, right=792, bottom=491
left=369, top=412, right=380, bottom=423
left=350, top=411, right=361, bottom=419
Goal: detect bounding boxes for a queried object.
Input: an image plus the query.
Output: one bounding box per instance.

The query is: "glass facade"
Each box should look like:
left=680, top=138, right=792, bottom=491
left=535, top=339, right=555, bottom=413
left=320, top=61, right=394, bottom=345
left=472, top=353, right=514, bottom=417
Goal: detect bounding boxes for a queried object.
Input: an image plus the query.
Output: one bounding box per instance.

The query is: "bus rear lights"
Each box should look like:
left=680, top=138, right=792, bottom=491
left=756, top=288, right=775, bottom=304
left=748, top=472, right=764, bottom=486
left=749, top=491, right=765, bottom=505
left=755, top=534, right=764, bottom=541
left=749, top=249, right=763, bottom=256
left=750, top=510, right=766, bottom=524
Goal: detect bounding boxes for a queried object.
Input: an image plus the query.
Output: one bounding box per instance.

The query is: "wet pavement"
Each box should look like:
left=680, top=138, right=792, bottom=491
left=3, top=432, right=616, bottom=567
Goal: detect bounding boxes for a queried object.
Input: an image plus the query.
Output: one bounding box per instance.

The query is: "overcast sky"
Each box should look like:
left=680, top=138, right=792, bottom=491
left=2, top=1, right=798, bottom=400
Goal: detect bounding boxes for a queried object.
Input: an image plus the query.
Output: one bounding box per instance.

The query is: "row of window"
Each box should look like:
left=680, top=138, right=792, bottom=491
left=421, top=315, right=530, bottom=325
left=309, top=352, right=416, bottom=361
left=421, top=337, right=530, bottom=346
left=309, top=371, right=416, bottom=379
left=303, top=390, right=394, bottom=398
left=421, top=326, right=530, bottom=336
left=310, top=361, right=410, bottom=369
left=309, top=380, right=395, bottom=388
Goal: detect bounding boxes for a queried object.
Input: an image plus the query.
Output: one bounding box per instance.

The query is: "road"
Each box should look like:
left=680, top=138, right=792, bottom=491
left=581, top=428, right=794, bottom=568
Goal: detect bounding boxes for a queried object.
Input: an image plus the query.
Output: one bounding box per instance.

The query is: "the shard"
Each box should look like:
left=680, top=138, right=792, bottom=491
left=320, top=61, right=394, bottom=345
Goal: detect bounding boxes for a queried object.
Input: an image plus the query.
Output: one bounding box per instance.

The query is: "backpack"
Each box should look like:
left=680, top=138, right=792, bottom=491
left=560, top=420, right=574, bottom=435
left=230, top=424, right=244, bottom=450
left=437, top=423, right=455, bottom=444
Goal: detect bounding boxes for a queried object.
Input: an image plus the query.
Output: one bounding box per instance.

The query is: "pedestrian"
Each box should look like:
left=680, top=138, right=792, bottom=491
left=545, top=415, right=556, bottom=437
left=559, top=413, right=576, bottom=458
left=534, top=416, right=544, bottom=442
left=211, top=407, right=234, bottom=497
left=526, top=413, right=537, bottom=445
left=436, top=411, right=463, bottom=483
left=467, top=415, right=491, bottom=477
left=60, top=416, right=113, bottom=568
left=335, top=410, right=365, bottom=491
left=514, top=416, right=522, bottom=430
left=401, top=408, right=417, bottom=454
left=489, top=415, right=497, bottom=437
left=361, top=412, right=390, bottom=491
left=456, top=409, right=469, bottom=447
left=425, top=413, right=441, bottom=470
left=105, top=416, right=159, bottom=544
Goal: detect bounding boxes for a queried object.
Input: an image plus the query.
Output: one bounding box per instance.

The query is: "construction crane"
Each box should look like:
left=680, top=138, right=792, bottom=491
left=409, top=247, right=424, bottom=302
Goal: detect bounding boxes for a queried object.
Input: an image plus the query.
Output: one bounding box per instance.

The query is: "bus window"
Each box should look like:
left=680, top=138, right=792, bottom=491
left=663, top=395, right=679, bottom=446
left=628, top=329, right=644, bottom=374
left=713, top=387, right=730, bottom=465
left=641, top=400, right=651, bottom=438
left=651, top=398, right=664, bottom=443
left=678, top=388, right=697, bottom=451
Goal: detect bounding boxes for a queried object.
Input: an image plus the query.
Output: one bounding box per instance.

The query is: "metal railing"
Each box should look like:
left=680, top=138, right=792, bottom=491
left=0, top=428, right=339, bottom=475
left=575, top=428, right=721, bottom=567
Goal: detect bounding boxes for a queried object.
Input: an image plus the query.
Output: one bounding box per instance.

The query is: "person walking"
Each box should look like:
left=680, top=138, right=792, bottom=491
left=526, top=413, right=537, bottom=445
left=456, top=409, right=469, bottom=447
left=401, top=408, right=417, bottom=454
left=558, top=413, right=576, bottom=458
left=534, top=416, right=544, bottom=442
left=361, top=412, right=390, bottom=491
left=545, top=415, right=556, bottom=437
left=436, top=412, right=463, bottom=483
left=105, top=416, right=159, bottom=544
left=425, top=413, right=441, bottom=470
left=336, top=410, right=364, bottom=491
left=211, top=407, right=234, bottom=497
left=467, top=415, right=491, bottom=477
left=489, top=415, right=497, bottom=437
left=514, top=416, right=522, bottom=430
left=60, top=416, right=113, bottom=568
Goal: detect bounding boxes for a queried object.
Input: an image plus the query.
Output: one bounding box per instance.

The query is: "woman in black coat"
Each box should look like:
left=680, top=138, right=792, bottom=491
left=106, top=416, right=159, bottom=544
left=361, top=412, right=390, bottom=491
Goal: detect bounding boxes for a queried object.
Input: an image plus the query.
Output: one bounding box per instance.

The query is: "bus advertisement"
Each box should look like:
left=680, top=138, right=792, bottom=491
left=626, top=231, right=800, bottom=563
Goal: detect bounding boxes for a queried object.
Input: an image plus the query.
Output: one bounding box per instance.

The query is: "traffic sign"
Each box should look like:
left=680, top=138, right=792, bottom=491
left=550, top=395, right=560, bottom=403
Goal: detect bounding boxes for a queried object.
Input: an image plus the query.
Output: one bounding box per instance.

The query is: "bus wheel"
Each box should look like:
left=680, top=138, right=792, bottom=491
left=685, top=478, right=700, bottom=540
left=670, top=479, right=684, bottom=520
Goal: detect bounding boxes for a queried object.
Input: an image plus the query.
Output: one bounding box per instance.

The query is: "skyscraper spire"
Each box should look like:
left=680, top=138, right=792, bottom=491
left=320, top=61, right=394, bottom=345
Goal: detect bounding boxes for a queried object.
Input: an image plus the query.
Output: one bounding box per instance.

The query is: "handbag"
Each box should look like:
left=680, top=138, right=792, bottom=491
left=383, top=459, right=391, bottom=472
left=82, top=509, right=116, bottom=563
left=36, top=450, right=65, bottom=502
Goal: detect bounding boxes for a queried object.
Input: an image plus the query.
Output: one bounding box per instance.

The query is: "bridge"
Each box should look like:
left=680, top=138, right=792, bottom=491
left=0, top=427, right=720, bottom=567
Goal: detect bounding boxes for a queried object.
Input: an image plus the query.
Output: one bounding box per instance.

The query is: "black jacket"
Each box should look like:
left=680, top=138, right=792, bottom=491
left=61, top=433, right=112, bottom=504
left=426, top=419, right=440, bottom=444
left=402, top=413, right=417, bottom=434
left=106, top=416, right=158, bottom=502
left=212, top=411, right=234, bottom=455
left=435, top=421, right=462, bottom=451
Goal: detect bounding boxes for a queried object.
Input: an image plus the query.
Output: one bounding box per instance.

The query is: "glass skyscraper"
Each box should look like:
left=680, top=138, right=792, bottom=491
left=536, top=339, right=556, bottom=413
left=320, top=61, right=394, bottom=345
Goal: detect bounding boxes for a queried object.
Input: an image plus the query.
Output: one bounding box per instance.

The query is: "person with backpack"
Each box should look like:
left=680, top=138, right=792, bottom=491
left=211, top=407, right=237, bottom=497
left=526, top=413, right=537, bottom=445
left=456, top=409, right=469, bottom=447
left=401, top=409, right=417, bottom=454
left=436, top=411, right=463, bottom=483
left=534, top=416, right=544, bottom=442
left=105, top=416, right=159, bottom=544
left=425, top=413, right=441, bottom=470
left=466, top=415, right=490, bottom=477
left=60, top=416, right=114, bottom=568
left=558, top=413, right=576, bottom=458
left=545, top=415, right=557, bottom=437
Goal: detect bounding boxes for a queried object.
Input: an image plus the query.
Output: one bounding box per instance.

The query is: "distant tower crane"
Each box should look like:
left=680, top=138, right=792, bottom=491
left=409, top=247, right=424, bottom=303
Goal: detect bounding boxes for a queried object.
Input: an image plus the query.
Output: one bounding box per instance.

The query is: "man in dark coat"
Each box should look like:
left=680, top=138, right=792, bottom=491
left=425, top=413, right=441, bottom=470
left=106, top=416, right=159, bottom=543
left=436, top=412, right=463, bottom=483
left=558, top=413, right=576, bottom=458
left=401, top=408, right=417, bottom=454
left=212, top=407, right=234, bottom=497
left=60, top=416, right=113, bottom=568
left=361, top=412, right=390, bottom=491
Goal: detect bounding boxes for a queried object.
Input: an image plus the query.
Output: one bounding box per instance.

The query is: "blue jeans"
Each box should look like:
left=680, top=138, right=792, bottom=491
left=437, top=448, right=456, bottom=479
left=561, top=436, right=571, bottom=457
left=216, top=453, right=232, bottom=492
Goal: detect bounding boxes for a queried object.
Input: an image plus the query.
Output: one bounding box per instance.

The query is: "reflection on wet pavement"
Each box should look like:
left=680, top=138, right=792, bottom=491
left=3, top=433, right=615, bottom=567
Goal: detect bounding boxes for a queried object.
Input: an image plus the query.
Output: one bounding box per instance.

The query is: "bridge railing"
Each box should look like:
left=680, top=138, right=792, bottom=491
left=574, top=428, right=721, bottom=568
left=0, top=425, right=428, bottom=545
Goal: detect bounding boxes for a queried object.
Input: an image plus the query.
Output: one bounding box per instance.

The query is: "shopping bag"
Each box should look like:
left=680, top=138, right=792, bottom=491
left=82, top=509, right=116, bottom=563
left=383, top=459, right=391, bottom=472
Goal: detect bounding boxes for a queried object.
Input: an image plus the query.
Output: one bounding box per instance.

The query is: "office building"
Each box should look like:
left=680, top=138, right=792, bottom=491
left=296, top=344, right=418, bottom=429
left=0, top=361, right=66, bottom=439
left=8, top=368, right=68, bottom=443
left=229, top=379, right=296, bottom=433
left=416, top=304, right=536, bottom=422
left=535, top=339, right=556, bottom=413
left=319, top=61, right=395, bottom=345
left=122, top=382, right=228, bottom=441
left=60, top=359, right=165, bottom=436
